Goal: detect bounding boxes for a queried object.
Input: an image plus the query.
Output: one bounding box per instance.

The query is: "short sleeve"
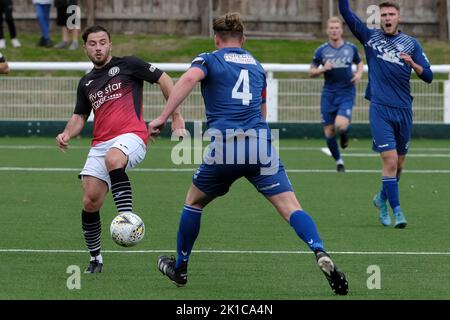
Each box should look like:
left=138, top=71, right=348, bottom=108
left=125, top=56, right=163, bottom=84
left=190, top=53, right=208, bottom=77
left=74, top=79, right=92, bottom=116
left=352, top=44, right=362, bottom=64
left=311, top=47, right=323, bottom=67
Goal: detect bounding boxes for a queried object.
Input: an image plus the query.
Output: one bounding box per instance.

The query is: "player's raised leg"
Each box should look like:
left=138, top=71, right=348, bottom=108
left=106, top=147, right=133, bottom=214
left=106, top=134, right=147, bottom=215
left=81, top=176, right=108, bottom=273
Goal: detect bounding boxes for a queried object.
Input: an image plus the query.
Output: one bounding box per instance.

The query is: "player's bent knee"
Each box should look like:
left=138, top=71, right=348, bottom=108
left=335, top=118, right=350, bottom=131
left=105, top=157, right=127, bottom=171
left=384, top=157, right=398, bottom=169
left=381, top=151, right=399, bottom=174
left=184, top=184, right=214, bottom=209
left=324, top=126, right=336, bottom=137
left=105, top=148, right=128, bottom=171
left=83, top=195, right=104, bottom=212
left=336, top=124, right=349, bottom=134
left=267, top=192, right=302, bottom=221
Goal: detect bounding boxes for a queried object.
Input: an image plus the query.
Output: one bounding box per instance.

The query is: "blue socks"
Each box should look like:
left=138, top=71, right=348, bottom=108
left=176, top=205, right=202, bottom=268
left=326, top=137, right=341, bottom=161
left=382, top=176, right=401, bottom=211
left=380, top=182, right=388, bottom=202
left=176, top=207, right=325, bottom=266
left=340, top=125, right=350, bottom=136
left=289, top=210, right=324, bottom=252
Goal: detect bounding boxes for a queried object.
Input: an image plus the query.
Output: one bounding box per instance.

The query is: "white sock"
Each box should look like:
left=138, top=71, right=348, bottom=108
left=91, top=254, right=103, bottom=264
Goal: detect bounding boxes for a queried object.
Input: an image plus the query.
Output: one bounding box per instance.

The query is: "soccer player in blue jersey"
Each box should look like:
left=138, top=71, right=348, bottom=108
left=149, top=12, right=348, bottom=295
left=310, top=17, right=364, bottom=172
left=338, top=0, right=433, bottom=228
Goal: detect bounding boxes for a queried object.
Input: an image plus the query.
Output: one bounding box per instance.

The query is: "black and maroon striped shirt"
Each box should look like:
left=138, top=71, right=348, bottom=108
left=75, top=56, right=163, bottom=146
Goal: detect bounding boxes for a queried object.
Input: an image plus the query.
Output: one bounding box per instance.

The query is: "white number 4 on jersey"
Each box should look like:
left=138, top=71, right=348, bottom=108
left=232, top=70, right=253, bottom=106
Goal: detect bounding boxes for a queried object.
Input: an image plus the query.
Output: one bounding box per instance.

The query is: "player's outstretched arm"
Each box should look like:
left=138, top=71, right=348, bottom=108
left=157, top=72, right=187, bottom=137
left=338, top=0, right=371, bottom=43
left=157, top=72, right=174, bottom=102
left=56, top=114, right=87, bottom=151
left=149, top=67, right=205, bottom=140
left=170, top=111, right=187, bottom=138
left=158, top=72, right=186, bottom=136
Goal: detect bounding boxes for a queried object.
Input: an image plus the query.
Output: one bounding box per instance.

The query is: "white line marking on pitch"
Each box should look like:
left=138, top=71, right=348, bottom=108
left=342, top=153, right=450, bottom=158
left=321, top=147, right=332, bottom=156
left=319, top=148, right=450, bottom=158
left=1, top=167, right=450, bottom=174
left=0, top=248, right=449, bottom=256
left=2, top=145, right=450, bottom=152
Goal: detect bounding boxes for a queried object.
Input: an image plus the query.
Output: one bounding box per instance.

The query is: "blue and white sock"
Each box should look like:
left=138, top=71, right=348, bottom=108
left=289, top=210, right=324, bottom=253
left=382, top=176, right=401, bottom=211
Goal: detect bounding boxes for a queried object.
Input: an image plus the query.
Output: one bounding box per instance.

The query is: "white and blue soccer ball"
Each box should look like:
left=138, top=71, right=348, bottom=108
left=110, top=212, right=145, bottom=247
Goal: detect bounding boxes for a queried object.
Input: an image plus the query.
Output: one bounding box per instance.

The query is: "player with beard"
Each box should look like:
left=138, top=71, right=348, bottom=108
left=56, top=25, right=185, bottom=273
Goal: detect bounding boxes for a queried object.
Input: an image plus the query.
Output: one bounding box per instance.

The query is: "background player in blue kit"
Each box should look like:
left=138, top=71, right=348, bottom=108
left=149, top=12, right=348, bottom=295
left=338, top=0, right=433, bottom=228
left=310, top=17, right=364, bottom=172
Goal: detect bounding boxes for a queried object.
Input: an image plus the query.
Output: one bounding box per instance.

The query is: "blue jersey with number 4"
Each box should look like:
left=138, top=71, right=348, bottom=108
left=190, top=47, right=267, bottom=132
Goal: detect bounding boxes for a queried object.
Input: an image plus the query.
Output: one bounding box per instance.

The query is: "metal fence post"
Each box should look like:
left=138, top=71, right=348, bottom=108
left=444, top=80, right=450, bottom=124
left=266, top=76, right=278, bottom=123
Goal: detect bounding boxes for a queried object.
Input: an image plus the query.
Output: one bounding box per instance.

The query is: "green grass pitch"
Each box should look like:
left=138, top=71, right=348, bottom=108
left=0, top=136, right=449, bottom=300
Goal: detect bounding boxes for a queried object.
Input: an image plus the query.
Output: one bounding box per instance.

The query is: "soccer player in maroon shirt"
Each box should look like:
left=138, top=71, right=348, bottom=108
left=56, top=25, right=185, bottom=273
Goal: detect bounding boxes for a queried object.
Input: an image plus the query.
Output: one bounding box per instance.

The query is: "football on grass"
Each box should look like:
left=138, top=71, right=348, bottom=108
left=110, top=212, right=145, bottom=247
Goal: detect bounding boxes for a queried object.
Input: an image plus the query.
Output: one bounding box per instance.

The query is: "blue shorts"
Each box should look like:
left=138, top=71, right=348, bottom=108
left=370, top=103, right=413, bottom=155
left=192, top=160, right=294, bottom=198
left=321, top=89, right=355, bottom=126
